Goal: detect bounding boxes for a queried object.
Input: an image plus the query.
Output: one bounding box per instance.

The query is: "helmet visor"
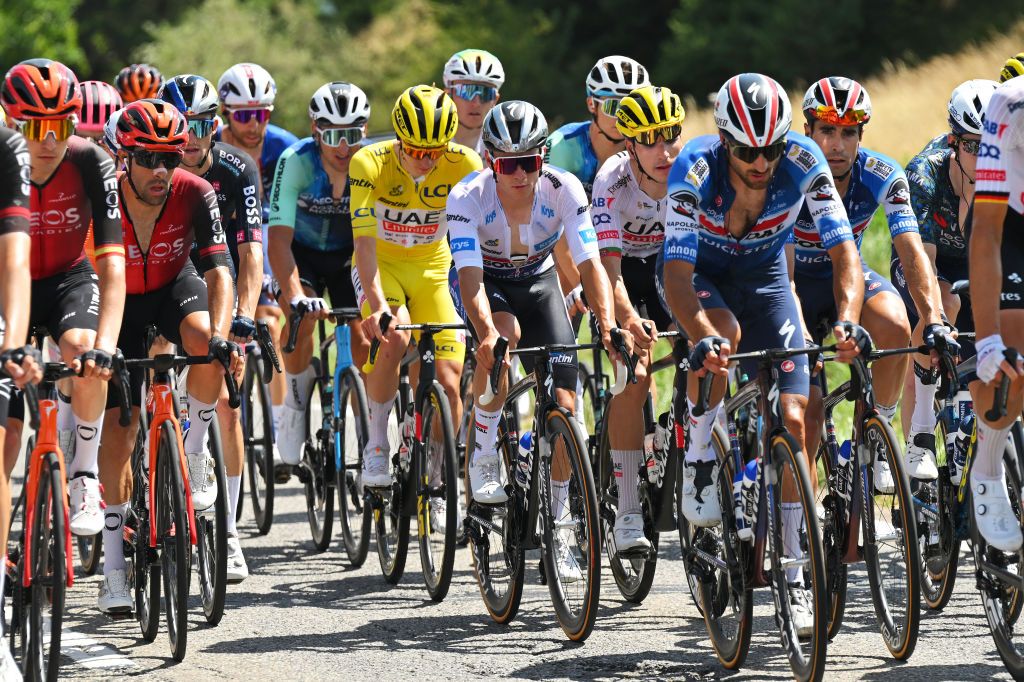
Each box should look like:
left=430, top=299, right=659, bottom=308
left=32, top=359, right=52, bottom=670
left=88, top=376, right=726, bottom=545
left=401, top=142, right=446, bottom=161
left=187, top=118, right=217, bottom=138
left=228, top=108, right=272, bottom=124
left=317, top=126, right=364, bottom=147
left=451, top=83, right=498, bottom=102
left=596, top=97, right=622, bottom=116
left=634, top=124, right=682, bottom=147
left=727, top=139, right=787, bottom=163
left=491, top=153, right=542, bottom=175
left=132, top=149, right=183, bottom=170
left=813, top=105, right=869, bottom=126
left=17, top=118, right=75, bottom=142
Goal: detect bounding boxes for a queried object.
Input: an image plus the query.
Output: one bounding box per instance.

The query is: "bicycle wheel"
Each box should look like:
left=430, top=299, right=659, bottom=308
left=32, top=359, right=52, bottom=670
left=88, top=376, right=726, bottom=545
left=920, top=415, right=960, bottom=610
left=243, top=353, right=275, bottom=535
left=767, top=431, right=827, bottom=682
left=157, top=421, right=191, bottom=662
left=337, top=369, right=371, bottom=566
left=813, top=438, right=848, bottom=639
left=196, top=420, right=228, bottom=625
left=25, top=452, right=66, bottom=682
left=418, top=382, right=459, bottom=601
left=303, top=357, right=334, bottom=551
left=132, top=415, right=160, bottom=644
left=76, top=533, right=102, bottom=576
left=861, top=415, right=921, bottom=659
left=375, top=401, right=409, bottom=583
left=540, top=407, right=600, bottom=641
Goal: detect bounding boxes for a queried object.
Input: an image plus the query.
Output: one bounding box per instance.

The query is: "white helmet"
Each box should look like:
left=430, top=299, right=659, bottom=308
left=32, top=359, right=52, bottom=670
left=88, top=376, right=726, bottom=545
left=309, top=81, right=370, bottom=126
left=443, top=49, right=505, bottom=89
left=586, top=56, right=649, bottom=97
left=102, top=108, right=123, bottom=154
left=947, top=79, right=998, bottom=135
left=714, top=73, right=792, bottom=147
left=482, top=100, right=548, bottom=154
left=159, top=74, right=219, bottom=118
left=217, top=63, right=276, bottom=108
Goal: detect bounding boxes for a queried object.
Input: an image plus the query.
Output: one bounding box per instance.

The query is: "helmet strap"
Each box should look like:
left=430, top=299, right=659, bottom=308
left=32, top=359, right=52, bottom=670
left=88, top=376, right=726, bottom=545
left=590, top=113, right=625, bottom=144
left=125, top=154, right=169, bottom=206
left=953, top=148, right=974, bottom=190
left=627, top=142, right=663, bottom=188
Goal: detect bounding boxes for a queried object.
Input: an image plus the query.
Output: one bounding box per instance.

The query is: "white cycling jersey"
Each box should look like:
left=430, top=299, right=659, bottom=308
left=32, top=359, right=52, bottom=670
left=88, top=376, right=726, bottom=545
left=592, top=151, right=667, bottom=259
left=447, top=165, right=599, bottom=280
left=976, top=77, right=1024, bottom=215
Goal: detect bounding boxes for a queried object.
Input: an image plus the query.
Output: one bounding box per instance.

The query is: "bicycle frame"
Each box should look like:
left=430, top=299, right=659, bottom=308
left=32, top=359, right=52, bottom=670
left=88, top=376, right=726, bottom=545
left=145, top=372, right=198, bottom=548
left=330, top=310, right=361, bottom=472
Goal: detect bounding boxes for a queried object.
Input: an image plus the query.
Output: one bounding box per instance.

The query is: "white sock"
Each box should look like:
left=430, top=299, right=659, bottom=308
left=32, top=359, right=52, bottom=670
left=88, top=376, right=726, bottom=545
left=877, top=402, right=897, bottom=423
left=472, top=406, right=501, bottom=460
left=551, top=478, right=571, bottom=522
left=102, top=503, right=128, bottom=574
left=285, top=365, right=316, bottom=411
left=975, top=421, right=1013, bottom=480
left=57, top=390, right=75, bottom=431
left=367, top=396, right=396, bottom=450
left=782, top=502, right=804, bottom=584
left=71, top=414, right=103, bottom=476
left=227, top=475, right=242, bottom=535
left=272, top=403, right=283, bottom=430
left=182, top=394, right=217, bottom=454
left=612, top=449, right=643, bottom=515
left=685, top=399, right=720, bottom=463
left=911, top=365, right=939, bottom=434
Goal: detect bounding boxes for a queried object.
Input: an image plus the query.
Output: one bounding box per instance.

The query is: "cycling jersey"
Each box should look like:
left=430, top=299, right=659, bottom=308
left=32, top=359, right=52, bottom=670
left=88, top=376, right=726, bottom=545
left=663, top=133, right=853, bottom=276
left=544, top=121, right=599, bottom=196
left=0, top=127, right=30, bottom=235
left=976, top=77, right=1024, bottom=215
left=905, top=143, right=966, bottom=261
left=257, top=124, right=298, bottom=220
left=447, top=166, right=598, bottom=280
left=199, top=141, right=262, bottom=269
left=349, top=140, right=481, bottom=260
left=592, top=151, right=666, bottom=259
left=30, top=136, right=122, bottom=279
left=268, top=137, right=352, bottom=252
left=791, top=148, right=918, bottom=279
left=120, top=169, right=229, bottom=294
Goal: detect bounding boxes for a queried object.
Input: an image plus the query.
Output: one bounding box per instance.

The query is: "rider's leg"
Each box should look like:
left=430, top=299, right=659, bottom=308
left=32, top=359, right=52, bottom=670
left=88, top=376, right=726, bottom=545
left=59, top=327, right=106, bottom=478
left=608, top=350, right=652, bottom=516
left=468, top=312, right=518, bottom=502
left=277, top=285, right=319, bottom=466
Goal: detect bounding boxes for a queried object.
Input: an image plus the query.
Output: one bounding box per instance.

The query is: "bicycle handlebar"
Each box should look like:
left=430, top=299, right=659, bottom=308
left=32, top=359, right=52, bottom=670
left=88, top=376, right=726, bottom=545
left=362, top=312, right=393, bottom=374
left=256, top=319, right=282, bottom=383
left=113, top=352, right=241, bottom=426
left=480, top=336, right=508, bottom=405
left=284, top=306, right=364, bottom=354
left=609, top=327, right=638, bottom=396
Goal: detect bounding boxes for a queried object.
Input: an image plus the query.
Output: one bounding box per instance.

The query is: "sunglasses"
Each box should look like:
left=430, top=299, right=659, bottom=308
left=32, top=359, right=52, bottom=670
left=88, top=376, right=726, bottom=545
left=401, top=143, right=446, bottom=161
left=450, top=83, right=498, bottom=102
left=317, top=126, right=364, bottom=147
left=595, top=98, right=622, bottom=116
left=727, top=139, right=787, bottom=163
left=634, top=124, right=683, bottom=147
left=17, top=118, right=75, bottom=142
left=956, top=136, right=981, bottom=155
left=492, top=154, right=543, bottom=175
left=132, top=149, right=183, bottom=170
left=228, top=108, right=272, bottom=125
left=187, top=117, right=217, bottom=138
left=813, top=105, right=870, bottom=127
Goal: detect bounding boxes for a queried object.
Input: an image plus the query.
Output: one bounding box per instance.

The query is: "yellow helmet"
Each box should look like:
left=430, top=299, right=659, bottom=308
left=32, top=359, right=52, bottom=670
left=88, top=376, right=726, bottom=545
left=1001, top=51, right=1024, bottom=83
left=391, top=85, right=459, bottom=148
left=615, top=85, right=685, bottom=138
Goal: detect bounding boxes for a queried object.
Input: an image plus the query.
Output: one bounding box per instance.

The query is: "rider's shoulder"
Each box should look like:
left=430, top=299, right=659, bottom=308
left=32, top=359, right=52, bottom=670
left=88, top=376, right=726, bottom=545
left=264, top=124, right=299, bottom=151
left=594, top=151, right=631, bottom=188
left=855, top=147, right=904, bottom=187
left=171, top=167, right=215, bottom=199
left=548, top=120, right=589, bottom=145
left=65, top=134, right=114, bottom=170
left=779, top=132, right=829, bottom=177
left=212, top=140, right=258, bottom=173
left=540, top=165, right=586, bottom=195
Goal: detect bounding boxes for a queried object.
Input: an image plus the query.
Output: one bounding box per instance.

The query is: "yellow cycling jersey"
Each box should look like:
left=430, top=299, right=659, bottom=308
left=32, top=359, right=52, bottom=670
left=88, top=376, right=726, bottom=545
left=349, top=139, right=482, bottom=260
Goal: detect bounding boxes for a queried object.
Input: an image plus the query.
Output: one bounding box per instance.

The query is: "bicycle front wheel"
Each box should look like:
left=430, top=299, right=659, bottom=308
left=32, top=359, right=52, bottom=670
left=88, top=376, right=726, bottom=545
left=157, top=421, right=191, bottom=662
left=303, top=357, right=334, bottom=551
left=813, top=438, right=848, bottom=640
left=418, top=382, right=459, bottom=601
left=26, top=452, right=66, bottom=682
left=337, top=369, right=371, bottom=567
left=196, top=419, right=228, bottom=626
left=375, top=401, right=409, bottom=583
left=243, top=352, right=275, bottom=535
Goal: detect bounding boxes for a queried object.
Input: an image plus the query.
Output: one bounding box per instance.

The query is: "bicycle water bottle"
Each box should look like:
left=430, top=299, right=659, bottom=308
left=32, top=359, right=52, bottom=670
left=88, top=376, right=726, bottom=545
left=732, top=467, right=749, bottom=539
left=738, top=459, right=758, bottom=541
left=950, top=413, right=974, bottom=485
left=835, top=440, right=852, bottom=501
left=515, top=432, right=533, bottom=489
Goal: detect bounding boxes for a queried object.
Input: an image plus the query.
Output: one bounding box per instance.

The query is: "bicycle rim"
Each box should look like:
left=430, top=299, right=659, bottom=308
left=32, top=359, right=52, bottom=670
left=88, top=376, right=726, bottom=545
left=133, top=436, right=160, bottom=643
left=27, top=453, right=66, bottom=682
left=337, top=372, right=371, bottom=567
left=813, top=439, right=848, bottom=639
left=303, top=364, right=334, bottom=551
left=417, top=384, right=458, bottom=600
left=197, top=420, right=228, bottom=625
left=918, top=413, right=960, bottom=610
left=158, top=422, right=190, bottom=662
left=76, top=533, right=102, bottom=576
left=244, top=355, right=275, bottom=535
left=375, top=402, right=409, bottom=583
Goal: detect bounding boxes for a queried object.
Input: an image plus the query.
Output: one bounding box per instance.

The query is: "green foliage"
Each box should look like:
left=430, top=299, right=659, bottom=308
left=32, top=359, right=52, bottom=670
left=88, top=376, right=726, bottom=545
left=0, top=0, right=85, bottom=72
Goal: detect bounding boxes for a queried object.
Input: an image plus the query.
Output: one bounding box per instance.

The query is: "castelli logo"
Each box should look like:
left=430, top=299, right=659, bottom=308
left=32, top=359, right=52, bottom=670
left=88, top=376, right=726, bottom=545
left=781, top=360, right=795, bottom=373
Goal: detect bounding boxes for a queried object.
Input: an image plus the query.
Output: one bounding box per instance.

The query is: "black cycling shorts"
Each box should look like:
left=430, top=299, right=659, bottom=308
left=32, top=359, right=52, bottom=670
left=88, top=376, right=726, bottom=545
left=30, top=258, right=99, bottom=342
left=293, top=241, right=356, bottom=308
left=621, top=254, right=672, bottom=333
left=998, top=209, right=1024, bottom=311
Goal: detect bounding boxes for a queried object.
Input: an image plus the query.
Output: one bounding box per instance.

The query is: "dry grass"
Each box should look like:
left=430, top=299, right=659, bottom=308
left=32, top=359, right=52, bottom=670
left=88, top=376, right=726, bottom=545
left=680, top=22, right=1024, bottom=162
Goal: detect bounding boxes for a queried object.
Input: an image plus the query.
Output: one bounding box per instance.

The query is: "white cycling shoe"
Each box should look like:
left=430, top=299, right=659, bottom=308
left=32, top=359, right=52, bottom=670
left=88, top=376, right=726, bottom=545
left=553, top=532, right=583, bottom=583
left=469, top=453, right=507, bottom=504
left=98, top=568, right=133, bottom=614
left=68, top=474, right=105, bottom=536
left=788, top=583, right=814, bottom=639
left=362, top=445, right=392, bottom=488
left=905, top=432, right=939, bottom=481
left=680, top=459, right=721, bottom=527
left=277, top=404, right=306, bottom=466
left=226, top=533, right=249, bottom=583
left=974, top=474, right=1024, bottom=552
left=873, top=455, right=895, bottom=494
left=187, top=451, right=218, bottom=511
left=613, top=512, right=651, bottom=554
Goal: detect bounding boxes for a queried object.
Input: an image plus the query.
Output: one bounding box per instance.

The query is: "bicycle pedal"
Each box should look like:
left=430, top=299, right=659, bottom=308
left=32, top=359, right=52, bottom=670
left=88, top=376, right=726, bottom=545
left=105, top=610, right=135, bottom=621
left=273, top=463, right=293, bottom=484
left=295, top=466, right=312, bottom=485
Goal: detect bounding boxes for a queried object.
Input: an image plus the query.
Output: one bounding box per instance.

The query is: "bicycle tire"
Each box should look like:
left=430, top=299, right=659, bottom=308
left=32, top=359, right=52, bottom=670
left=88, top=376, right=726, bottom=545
left=376, top=400, right=410, bottom=583
left=814, top=438, right=848, bottom=640
left=418, top=382, right=459, bottom=601
left=196, top=419, right=228, bottom=625
left=243, top=353, right=275, bottom=535
left=337, top=369, right=371, bottom=566
left=303, top=357, right=334, bottom=551
left=539, top=407, right=601, bottom=642
left=158, top=421, right=191, bottom=662
left=76, top=533, right=102, bottom=576
left=26, top=452, right=66, bottom=682
left=920, top=414, right=960, bottom=610
left=131, top=409, right=160, bottom=644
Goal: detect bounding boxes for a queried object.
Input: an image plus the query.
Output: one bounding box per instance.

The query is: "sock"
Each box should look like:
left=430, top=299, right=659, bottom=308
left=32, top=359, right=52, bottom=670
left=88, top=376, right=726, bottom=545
left=227, top=475, right=242, bottom=535
left=71, top=414, right=103, bottom=476
left=685, top=399, right=720, bottom=463
left=911, top=363, right=939, bottom=434
left=272, top=403, right=283, bottom=430
left=285, top=365, right=316, bottom=411
left=877, top=402, right=897, bottom=424
left=782, top=502, right=804, bottom=584
left=367, top=396, right=396, bottom=451
left=428, top=439, right=445, bottom=487
left=182, top=394, right=217, bottom=454
left=612, top=449, right=643, bottom=515
left=472, top=406, right=501, bottom=460
left=975, top=421, right=1013, bottom=480
left=575, top=377, right=586, bottom=435
left=102, top=503, right=128, bottom=574
left=551, top=479, right=571, bottom=522
left=57, top=390, right=75, bottom=431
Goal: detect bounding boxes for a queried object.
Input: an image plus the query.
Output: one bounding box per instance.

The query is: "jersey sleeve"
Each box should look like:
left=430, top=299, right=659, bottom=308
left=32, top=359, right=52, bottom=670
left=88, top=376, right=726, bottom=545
left=193, top=181, right=230, bottom=272
left=865, top=153, right=919, bottom=239
left=905, top=153, right=939, bottom=245
left=544, top=134, right=576, bottom=174
left=233, top=148, right=263, bottom=245
left=591, top=161, right=621, bottom=258
left=348, top=147, right=379, bottom=239
left=976, top=82, right=1024, bottom=206
left=0, top=130, right=30, bottom=235
left=79, top=142, right=124, bottom=261
left=447, top=179, right=484, bottom=271
left=268, top=145, right=303, bottom=231
left=662, top=143, right=707, bottom=265
left=557, top=172, right=600, bottom=266
left=790, top=140, right=853, bottom=250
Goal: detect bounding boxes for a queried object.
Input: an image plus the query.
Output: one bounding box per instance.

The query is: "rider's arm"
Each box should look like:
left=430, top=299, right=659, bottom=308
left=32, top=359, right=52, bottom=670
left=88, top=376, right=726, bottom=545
left=785, top=240, right=813, bottom=343
left=266, top=148, right=304, bottom=307
left=593, top=166, right=643, bottom=329
left=0, top=130, right=31, bottom=351
left=193, top=185, right=233, bottom=339
left=233, top=148, right=265, bottom=319
left=449, top=180, right=497, bottom=342
left=349, top=148, right=388, bottom=317
left=84, top=143, right=127, bottom=353
left=882, top=167, right=942, bottom=325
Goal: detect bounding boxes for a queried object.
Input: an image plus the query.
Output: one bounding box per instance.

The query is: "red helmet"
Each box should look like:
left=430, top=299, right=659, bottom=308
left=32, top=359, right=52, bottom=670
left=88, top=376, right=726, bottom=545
left=1, top=58, right=81, bottom=120
left=116, top=99, right=187, bottom=151
left=116, top=63, right=163, bottom=103
left=79, top=80, right=123, bottom=133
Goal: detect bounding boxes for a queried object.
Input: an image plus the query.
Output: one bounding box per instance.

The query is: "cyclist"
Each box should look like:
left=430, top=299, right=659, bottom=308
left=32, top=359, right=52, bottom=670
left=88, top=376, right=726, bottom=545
left=443, top=49, right=505, bottom=156
left=271, top=82, right=369, bottom=469
left=895, top=79, right=998, bottom=478
left=793, top=77, right=951, bottom=490
left=349, top=85, right=480, bottom=497
left=115, top=63, right=163, bottom=104
left=95, top=99, right=240, bottom=612
left=967, top=75, right=1024, bottom=552
left=0, top=59, right=126, bottom=539
left=160, top=73, right=263, bottom=582
left=1000, top=51, right=1024, bottom=82
left=451, top=100, right=630, bottom=578
left=218, top=62, right=299, bottom=470
left=78, top=81, right=123, bottom=142
left=591, top=85, right=683, bottom=552
left=661, top=73, right=866, bottom=634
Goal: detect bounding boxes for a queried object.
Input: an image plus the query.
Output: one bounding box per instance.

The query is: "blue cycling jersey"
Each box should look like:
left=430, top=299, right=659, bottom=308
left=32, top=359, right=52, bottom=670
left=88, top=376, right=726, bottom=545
left=259, top=124, right=300, bottom=223
left=543, top=121, right=599, bottom=196
left=663, top=133, right=852, bottom=276
left=268, top=137, right=352, bottom=252
left=791, top=148, right=918, bottom=279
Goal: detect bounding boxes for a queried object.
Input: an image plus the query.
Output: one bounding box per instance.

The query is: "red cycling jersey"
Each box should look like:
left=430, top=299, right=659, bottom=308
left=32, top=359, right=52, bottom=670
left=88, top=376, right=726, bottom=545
left=29, top=136, right=122, bottom=279
left=120, top=168, right=229, bottom=294
left=0, top=127, right=30, bottom=235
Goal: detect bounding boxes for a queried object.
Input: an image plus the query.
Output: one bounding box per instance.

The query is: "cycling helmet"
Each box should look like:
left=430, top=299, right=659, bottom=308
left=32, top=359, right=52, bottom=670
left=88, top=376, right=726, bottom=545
left=947, top=79, right=998, bottom=136
left=615, top=86, right=685, bottom=137
left=482, top=100, right=547, bottom=154
left=586, top=56, right=650, bottom=98
left=392, top=85, right=458, bottom=148
left=443, top=49, right=505, bottom=89
left=78, top=81, right=123, bottom=134
left=159, top=74, right=219, bottom=118
left=115, top=64, right=163, bottom=103
left=1, top=59, right=81, bottom=120
left=1000, top=52, right=1024, bottom=83
left=309, top=82, right=370, bottom=126
left=802, top=76, right=871, bottom=126
left=102, top=109, right=123, bottom=153
left=117, top=99, right=187, bottom=151
left=218, top=63, right=276, bottom=108
left=714, top=73, right=792, bottom=147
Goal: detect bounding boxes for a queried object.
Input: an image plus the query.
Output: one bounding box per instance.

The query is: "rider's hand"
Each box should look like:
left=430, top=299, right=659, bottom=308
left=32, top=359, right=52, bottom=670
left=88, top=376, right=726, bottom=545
left=923, top=321, right=960, bottom=370
left=0, top=346, right=42, bottom=388
left=79, top=348, right=114, bottom=381
left=806, top=338, right=824, bottom=376
left=625, top=317, right=656, bottom=352
left=564, top=284, right=587, bottom=317
left=230, top=315, right=257, bottom=344
left=209, top=335, right=244, bottom=376
left=600, top=326, right=633, bottom=366
left=833, top=321, right=871, bottom=364
left=290, top=295, right=329, bottom=320
left=360, top=308, right=392, bottom=344
left=475, top=331, right=504, bottom=374
left=689, top=336, right=730, bottom=378
left=977, top=334, right=1024, bottom=385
